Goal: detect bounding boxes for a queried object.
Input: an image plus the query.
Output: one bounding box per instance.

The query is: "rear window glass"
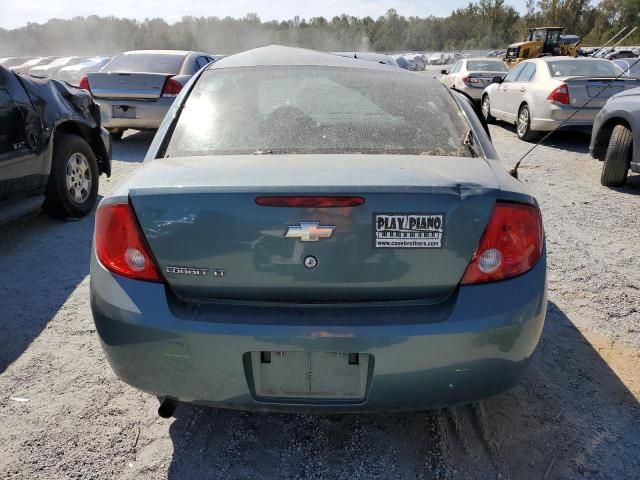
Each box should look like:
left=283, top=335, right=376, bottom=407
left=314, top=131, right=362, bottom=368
left=103, top=54, right=185, bottom=74
left=547, top=60, right=623, bottom=78
left=46, top=57, right=76, bottom=67
left=165, top=66, right=469, bottom=157
left=614, top=60, right=640, bottom=78
left=21, top=58, right=46, bottom=67
left=467, top=61, right=508, bottom=72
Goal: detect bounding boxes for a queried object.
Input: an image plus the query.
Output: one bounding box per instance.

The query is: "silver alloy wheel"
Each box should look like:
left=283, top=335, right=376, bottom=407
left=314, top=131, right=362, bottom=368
left=482, top=97, right=490, bottom=119
left=65, top=152, right=92, bottom=203
left=517, top=107, right=529, bottom=137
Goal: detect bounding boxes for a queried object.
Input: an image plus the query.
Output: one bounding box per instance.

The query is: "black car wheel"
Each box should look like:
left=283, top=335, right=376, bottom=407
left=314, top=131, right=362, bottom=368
left=516, top=105, right=536, bottom=141
left=43, top=133, right=99, bottom=219
left=601, top=124, right=632, bottom=187
left=481, top=95, right=495, bottom=123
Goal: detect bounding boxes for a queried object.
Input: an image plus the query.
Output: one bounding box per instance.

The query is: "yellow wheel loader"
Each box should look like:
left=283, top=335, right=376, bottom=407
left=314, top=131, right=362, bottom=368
left=504, top=27, right=580, bottom=68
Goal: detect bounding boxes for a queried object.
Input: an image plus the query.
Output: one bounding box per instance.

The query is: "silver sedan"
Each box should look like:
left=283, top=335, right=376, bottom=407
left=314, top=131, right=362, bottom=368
left=441, top=58, right=508, bottom=100
left=481, top=57, right=640, bottom=140
left=82, top=50, right=217, bottom=140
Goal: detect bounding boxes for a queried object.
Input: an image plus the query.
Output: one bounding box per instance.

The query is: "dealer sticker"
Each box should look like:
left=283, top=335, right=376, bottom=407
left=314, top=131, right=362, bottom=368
left=374, top=213, right=444, bottom=249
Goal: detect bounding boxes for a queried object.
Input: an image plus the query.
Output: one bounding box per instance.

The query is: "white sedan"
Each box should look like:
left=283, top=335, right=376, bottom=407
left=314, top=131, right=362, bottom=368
left=29, top=56, right=86, bottom=80
left=58, top=56, right=111, bottom=86
left=441, top=58, right=508, bottom=100
left=481, top=57, right=640, bottom=141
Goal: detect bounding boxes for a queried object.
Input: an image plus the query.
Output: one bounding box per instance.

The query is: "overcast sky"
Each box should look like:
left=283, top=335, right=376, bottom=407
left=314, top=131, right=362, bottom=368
left=2, top=0, right=528, bottom=30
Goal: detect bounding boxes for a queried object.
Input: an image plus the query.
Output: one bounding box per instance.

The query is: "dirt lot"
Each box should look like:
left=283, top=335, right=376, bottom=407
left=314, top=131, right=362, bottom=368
left=1, top=124, right=639, bottom=480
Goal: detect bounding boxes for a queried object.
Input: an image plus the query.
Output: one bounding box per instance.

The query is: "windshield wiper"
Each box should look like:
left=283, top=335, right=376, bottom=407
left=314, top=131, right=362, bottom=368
left=463, top=129, right=477, bottom=158
left=254, top=149, right=290, bottom=155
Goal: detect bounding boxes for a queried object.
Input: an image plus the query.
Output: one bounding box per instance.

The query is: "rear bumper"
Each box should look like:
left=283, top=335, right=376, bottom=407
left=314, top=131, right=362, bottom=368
left=530, top=104, right=601, bottom=132
left=94, top=97, right=175, bottom=130
left=90, top=250, right=547, bottom=412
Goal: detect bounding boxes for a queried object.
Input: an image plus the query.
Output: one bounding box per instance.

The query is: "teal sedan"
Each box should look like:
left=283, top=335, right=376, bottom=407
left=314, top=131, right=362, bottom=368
left=90, top=46, right=546, bottom=415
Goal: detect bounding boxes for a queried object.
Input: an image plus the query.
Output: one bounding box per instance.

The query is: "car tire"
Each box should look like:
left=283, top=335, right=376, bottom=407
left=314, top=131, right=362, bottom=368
left=481, top=95, right=495, bottom=123
left=108, top=129, right=124, bottom=141
left=600, top=124, right=632, bottom=187
left=516, top=105, right=537, bottom=141
left=42, top=133, right=99, bottom=219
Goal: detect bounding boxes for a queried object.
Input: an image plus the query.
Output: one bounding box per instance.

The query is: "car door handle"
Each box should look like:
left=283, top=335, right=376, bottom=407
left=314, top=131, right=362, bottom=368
left=520, top=88, right=527, bottom=92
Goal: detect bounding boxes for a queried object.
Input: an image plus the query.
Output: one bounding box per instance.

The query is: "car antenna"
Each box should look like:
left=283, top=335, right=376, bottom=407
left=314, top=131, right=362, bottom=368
left=595, top=26, right=638, bottom=59
left=509, top=54, right=640, bottom=179
left=590, top=27, right=627, bottom=58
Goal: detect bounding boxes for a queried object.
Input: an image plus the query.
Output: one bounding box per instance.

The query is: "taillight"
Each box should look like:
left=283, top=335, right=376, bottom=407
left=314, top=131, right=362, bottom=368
left=78, top=76, right=90, bottom=91
left=461, top=202, right=543, bottom=284
left=255, top=196, right=365, bottom=207
left=94, top=203, right=162, bottom=282
left=547, top=84, right=570, bottom=105
left=162, top=77, right=183, bottom=97
left=462, top=76, right=479, bottom=85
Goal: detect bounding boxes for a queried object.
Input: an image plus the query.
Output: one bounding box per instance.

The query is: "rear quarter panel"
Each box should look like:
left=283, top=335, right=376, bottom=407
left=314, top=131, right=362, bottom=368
left=528, top=62, right=560, bottom=123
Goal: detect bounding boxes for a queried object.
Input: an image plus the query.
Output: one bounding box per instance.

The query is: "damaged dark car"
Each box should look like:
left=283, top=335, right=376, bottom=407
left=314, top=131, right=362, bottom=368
left=0, top=65, right=111, bottom=223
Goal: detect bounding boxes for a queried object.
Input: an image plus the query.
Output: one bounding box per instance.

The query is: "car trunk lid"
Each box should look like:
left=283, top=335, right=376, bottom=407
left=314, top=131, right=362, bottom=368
left=560, top=76, right=640, bottom=108
left=467, top=71, right=506, bottom=87
left=126, top=155, right=499, bottom=302
left=87, top=72, right=170, bottom=99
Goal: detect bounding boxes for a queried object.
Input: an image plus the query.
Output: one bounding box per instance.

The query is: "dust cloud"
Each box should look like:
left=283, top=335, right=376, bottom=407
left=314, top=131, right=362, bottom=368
left=0, top=15, right=371, bottom=56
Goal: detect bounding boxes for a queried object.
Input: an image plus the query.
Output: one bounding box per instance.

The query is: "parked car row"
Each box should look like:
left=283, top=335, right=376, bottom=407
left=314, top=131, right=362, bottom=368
left=340, top=51, right=464, bottom=67
left=0, top=55, right=112, bottom=84
left=441, top=55, right=640, bottom=187
left=81, top=50, right=218, bottom=139
left=587, top=47, right=640, bottom=60
left=2, top=50, right=223, bottom=140
left=334, top=52, right=426, bottom=70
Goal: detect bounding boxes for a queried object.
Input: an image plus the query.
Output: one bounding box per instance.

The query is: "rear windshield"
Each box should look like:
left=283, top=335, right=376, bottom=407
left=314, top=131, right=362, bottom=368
left=467, top=60, right=508, bottom=72
left=546, top=60, right=623, bottom=78
left=103, top=54, right=185, bottom=74
left=47, top=57, right=76, bottom=67
left=165, top=66, right=468, bottom=157
left=22, top=58, right=46, bottom=67
left=614, top=60, right=640, bottom=78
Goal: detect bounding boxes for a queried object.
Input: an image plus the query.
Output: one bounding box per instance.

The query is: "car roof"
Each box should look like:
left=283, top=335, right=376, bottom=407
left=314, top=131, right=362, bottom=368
left=121, top=50, right=199, bottom=56
left=534, top=57, right=611, bottom=63
left=209, top=45, right=406, bottom=73
left=464, top=57, right=506, bottom=62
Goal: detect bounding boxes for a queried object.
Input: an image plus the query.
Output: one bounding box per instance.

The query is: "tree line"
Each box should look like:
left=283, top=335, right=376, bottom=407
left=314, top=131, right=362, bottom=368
left=0, top=0, right=638, bottom=57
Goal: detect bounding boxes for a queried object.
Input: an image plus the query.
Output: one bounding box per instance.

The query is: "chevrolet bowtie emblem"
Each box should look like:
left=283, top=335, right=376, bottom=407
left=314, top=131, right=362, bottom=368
left=284, top=222, right=335, bottom=242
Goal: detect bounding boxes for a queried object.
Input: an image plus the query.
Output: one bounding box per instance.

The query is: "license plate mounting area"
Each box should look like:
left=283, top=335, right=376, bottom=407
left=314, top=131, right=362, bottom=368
left=112, top=105, right=136, bottom=119
left=250, top=351, right=370, bottom=401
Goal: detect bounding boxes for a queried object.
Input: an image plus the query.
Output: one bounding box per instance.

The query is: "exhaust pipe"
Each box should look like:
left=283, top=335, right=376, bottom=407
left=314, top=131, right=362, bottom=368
left=157, top=397, right=178, bottom=418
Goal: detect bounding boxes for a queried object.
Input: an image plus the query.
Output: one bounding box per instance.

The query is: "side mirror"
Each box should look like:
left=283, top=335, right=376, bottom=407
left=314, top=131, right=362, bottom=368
left=492, top=75, right=504, bottom=84
left=440, top=69, right=448, bottom=75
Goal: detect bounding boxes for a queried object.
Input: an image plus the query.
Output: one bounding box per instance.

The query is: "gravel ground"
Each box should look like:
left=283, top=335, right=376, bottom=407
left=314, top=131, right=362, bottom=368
left=0, top=124, right=639, bottom=480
